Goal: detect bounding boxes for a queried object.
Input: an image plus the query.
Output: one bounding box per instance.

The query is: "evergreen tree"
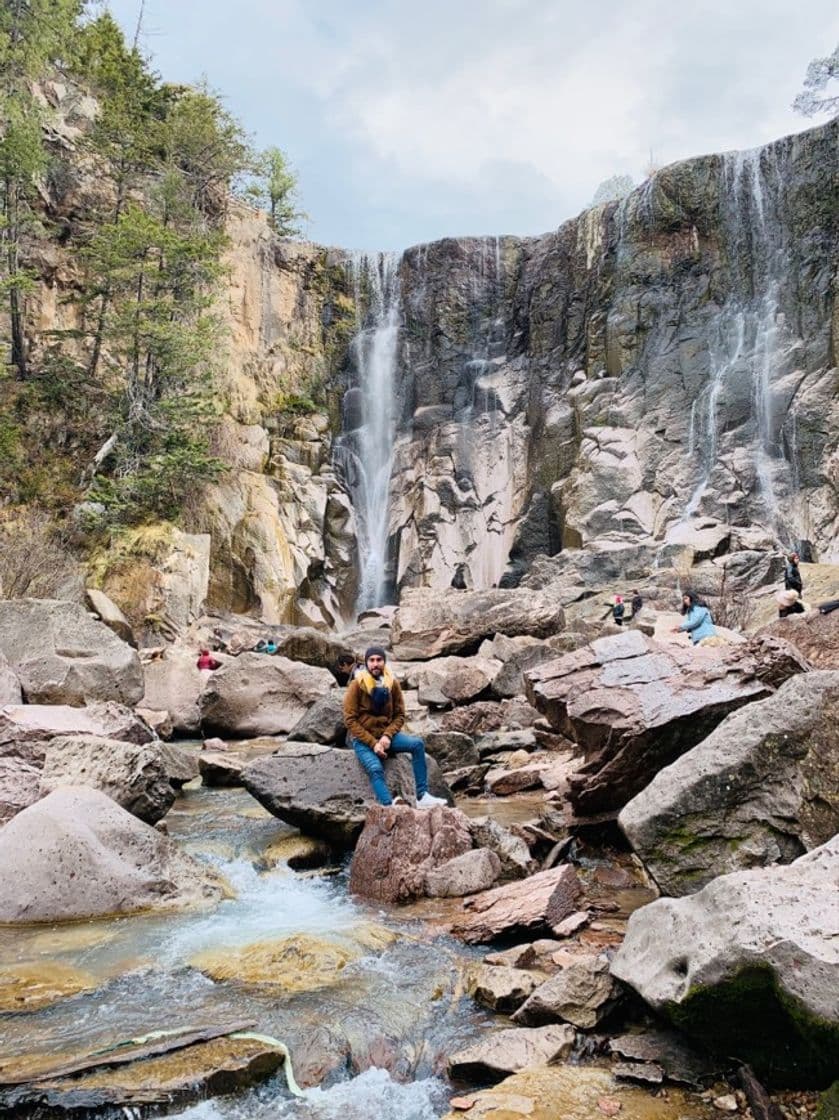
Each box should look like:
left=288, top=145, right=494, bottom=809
left=249, top=146, right=306, bottom=236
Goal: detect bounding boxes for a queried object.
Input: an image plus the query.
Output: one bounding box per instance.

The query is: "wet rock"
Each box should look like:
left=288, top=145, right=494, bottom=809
left=141, top=647, right=210, bottom=735
left=446, top=764, right=491, bottom=793
left=426, top=847, right=502, bottom=897
left=0, top=960, right=98, bottom=1013
left=424, top=730, right=480, bottom=770
left=38, top=735, right=175, bottom=823
left=349, top=805, right=472, bottom=902
left=485, top=764, right=545, bottom=795
left=466, top=816, right=536, bottom=879
left=471, top=964, right=546, bottom=1013
left=452, top=864, right=582, bottom=944
left=448, top=1023, right=575, bottom=1082
left=0, top=787, right=226, bottom=922
left=190, top=934, right=357, bottom=992
left=620, top=670, right=839, bottom=895
left=0, top=599, right=143, bottom=706
left=242, top=743, right=453, bottom=848
left=287, top=691, right=347, bottom=746
left=84, top=587, right=136, bottom=646
left=611, top=836, right=839, bottom=1086
left=513, top=953, right=622, bottom=1029
left=391, top=587, right=565, bottom=660
left=258, top=833, right=334, bottom=872
left=526, top=629, right=807, bottom=816
left=15, top=705, right=154, bottom=757
left=0, top=757, right=41, bottom=824
left=0, top=653, right=22, bottom=704
left=200, top=653, right=335, bottom=738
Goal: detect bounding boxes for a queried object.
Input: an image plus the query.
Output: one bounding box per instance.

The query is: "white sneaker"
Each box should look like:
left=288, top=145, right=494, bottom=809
left=416, top=792, right=447, bottom=809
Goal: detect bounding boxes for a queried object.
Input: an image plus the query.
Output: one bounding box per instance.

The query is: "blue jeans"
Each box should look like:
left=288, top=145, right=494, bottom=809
left=351, top=732, right=428, bottom=805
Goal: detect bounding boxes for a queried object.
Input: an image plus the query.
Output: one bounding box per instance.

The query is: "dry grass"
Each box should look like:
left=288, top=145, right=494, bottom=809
left=0, top=510, right=79, bottom=600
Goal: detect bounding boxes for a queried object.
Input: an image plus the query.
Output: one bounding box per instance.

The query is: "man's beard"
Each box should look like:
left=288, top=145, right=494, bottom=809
left=368, top=666, right=383, bottom=678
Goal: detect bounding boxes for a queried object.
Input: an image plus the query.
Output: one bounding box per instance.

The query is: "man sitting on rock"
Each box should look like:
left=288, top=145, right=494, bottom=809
left=343, top=645, right=446, bottom=809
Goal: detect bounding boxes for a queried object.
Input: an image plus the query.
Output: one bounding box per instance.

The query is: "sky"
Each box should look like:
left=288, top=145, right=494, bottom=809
left=105, top=0, right=839, bottom=251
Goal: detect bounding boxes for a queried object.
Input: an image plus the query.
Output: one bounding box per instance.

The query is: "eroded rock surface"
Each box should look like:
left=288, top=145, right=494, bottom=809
left=200, top=653, right=335, bottom=737
left=452, top=865, right=582, bottom=944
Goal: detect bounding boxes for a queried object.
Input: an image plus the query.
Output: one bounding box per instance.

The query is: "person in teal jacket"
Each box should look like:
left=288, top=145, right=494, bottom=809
left=673, top=591, right=716, bottom=644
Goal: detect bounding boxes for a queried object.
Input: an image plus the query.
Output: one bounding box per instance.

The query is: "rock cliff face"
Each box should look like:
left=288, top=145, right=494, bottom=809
left=13, top=87, right=839, bottom=626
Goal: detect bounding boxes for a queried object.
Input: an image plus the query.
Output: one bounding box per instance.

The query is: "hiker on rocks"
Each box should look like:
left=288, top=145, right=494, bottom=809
left=672, top=591, right=716, bottom=645
left=784, top=552, right=803, bottom=596
left=603, top=595, right=625, bottom=626
left=629, top=589, right=643, bottom=618
left=343, top=645, right=446, bottom=809
left=777, top=588, right=806, bottom=618
left=334, top=652, right=360, bottom=686
left=196, top=649, right=221, bottom=670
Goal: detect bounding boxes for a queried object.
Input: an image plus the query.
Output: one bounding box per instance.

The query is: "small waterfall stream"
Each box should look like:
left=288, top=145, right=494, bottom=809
left=335, top=253, right=402, bottom=613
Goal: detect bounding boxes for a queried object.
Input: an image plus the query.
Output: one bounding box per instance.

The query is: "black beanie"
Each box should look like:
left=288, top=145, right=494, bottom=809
left=365, top=645, right=387, bottom=664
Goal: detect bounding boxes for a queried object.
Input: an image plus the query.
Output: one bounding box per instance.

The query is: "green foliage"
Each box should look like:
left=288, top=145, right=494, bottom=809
left=245, top=146, right=306, bottom=235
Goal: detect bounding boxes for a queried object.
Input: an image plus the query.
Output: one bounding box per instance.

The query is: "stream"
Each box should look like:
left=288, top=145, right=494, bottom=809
left=1, top=784, right=495, bottom=1119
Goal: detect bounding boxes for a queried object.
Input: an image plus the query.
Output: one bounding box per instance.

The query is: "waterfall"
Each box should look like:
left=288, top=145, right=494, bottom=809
left=335, top=253, right=401, bottom=613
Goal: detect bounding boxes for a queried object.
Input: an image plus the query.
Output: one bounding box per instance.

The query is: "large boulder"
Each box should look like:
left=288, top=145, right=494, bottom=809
left=391, top=588, right=565, bottom=660
left=38, top=735, right=176, bottom=824
left=0, top=702, right=156, bottom=754
left=452, top=865, right=582, bottom=944
left=349, top=805, right=473, bottom=902
left=759, top=610, right=839, bottom=669
left=287, top=691, right=347, bottom=746
left=0, top=653, right=21, bottom=705
left=242, top=743, right=453, bottom=848
left=425, top=847, right=502, bottom=898
left=620, top=671, right=839, bottom=895
left=84, top=587, right=136, bottom=646
left=274, top=628, right=349, bottom=670
left=0, top=787, right=226, bottom=923
left=611, top=837, right=839, bottom=1086
left=525, top=629, right=808, bottom=816
left=141, top=648, right=210, bottom=736
left=405, top=655, right=500, bottom=705
left=513, top=953, right=621, bottom=1029
left=200, top=654, right=335, bottom=738
left=0, top=600, right=143, bottom=706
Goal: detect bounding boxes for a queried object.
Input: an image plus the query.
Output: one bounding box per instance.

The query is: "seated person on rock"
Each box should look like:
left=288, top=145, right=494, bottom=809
left=334, top=651, right=360, bottom=687
left=343, top=645, right=446, bottom=809
left=672, top=591, right=716, bottom=645
left=196, top=649, right=221, bottom=670
left=777, top=588, right=806, bottom=618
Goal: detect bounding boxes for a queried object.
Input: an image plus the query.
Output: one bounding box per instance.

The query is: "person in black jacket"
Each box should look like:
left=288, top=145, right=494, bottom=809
left=629, top=590, right=643, bottom=618
left=784, top=553, right=803, bottom=596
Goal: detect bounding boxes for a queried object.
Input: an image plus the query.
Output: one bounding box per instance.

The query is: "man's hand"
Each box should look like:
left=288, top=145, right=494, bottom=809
left=374, top=735, right=391, bottom=757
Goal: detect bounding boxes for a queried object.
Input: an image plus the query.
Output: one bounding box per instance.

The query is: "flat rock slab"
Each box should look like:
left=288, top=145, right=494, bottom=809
left=525, top=630, right=807, bottom=816
left=620, top=670, right=839, bottom=895
left=611, top=835, right=839, bottom=1086
left=391, top=588, right=565, bottom=661
left=350, top=805, right=473, bottom=902
left=0, top=702, right=155, bottom=750
left=0, top=787, right=226, bottom=924
left=242, top=743, right=452, bottom=848
left=0, top=599, right=143, bottom=706
left=452, top=864, right=582, bottom=944
left=448, top=1023, right=575, bottom=1082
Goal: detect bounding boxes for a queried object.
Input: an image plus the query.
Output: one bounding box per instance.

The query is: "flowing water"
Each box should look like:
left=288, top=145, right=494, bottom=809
left=0, top=786, right=491, bottom=1119
left=334, top=253, right=402, bottom=613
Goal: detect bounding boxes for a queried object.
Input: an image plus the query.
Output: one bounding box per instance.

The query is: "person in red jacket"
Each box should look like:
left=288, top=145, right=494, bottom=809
left=196, top=649, right=221, bottom=670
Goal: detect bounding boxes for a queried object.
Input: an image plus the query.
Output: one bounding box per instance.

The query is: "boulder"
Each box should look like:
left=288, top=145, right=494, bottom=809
left=0, top=600, right=143, bottom=706
left=452, top=865, right=583, bottom=944
left=513, top=953, right=621, bottom=1029
left=525, top=629, right=808, bottom=816
left=471, top=965, right=546, bottom=1013
left=84, top=588, right=136, bottom=647
left=492, top=644, right=559, bottom=699
left=407, top=655, right=500, bottom=705
left=424, top=730, right=480, bottom=771
left=448, top=1024, right=575, bottom=1082
left=0, top=653, right=21, bottom=705
left=38, top=736, right=175, bottom=823
left=759, top=610, right=839, bottom=670
left=199, top=751, right=246, bottom=787
left=611, top=836, right=839, bottom=1086
left=200, top=654, right=335, bottom=738
left=274, top=628, right=349, bottom=670
left=287, top=691, right=347, bottom=746
left=141, top=648, right=209, bottom=735
left=0, top=757, right=41, bottom=824
left=466, top=816, right=536, bottom=880
left=157, top=743, right=199, bottom=787
left=391, top=588, right=565, bottom=660
left=620, top=671, right=839, bottom=895
left=425, top=847, right=502, bottom=897
left=349, top=805, right=473, bottom=902
left=136, top=707, right=173, bottom=740
left=242, top=743, right=453, bottom=848
left=440, top=698, right=541, bottom=737
left=0, top=787, right=226, bottom=923
left=0, top=702, right=156, bottom=751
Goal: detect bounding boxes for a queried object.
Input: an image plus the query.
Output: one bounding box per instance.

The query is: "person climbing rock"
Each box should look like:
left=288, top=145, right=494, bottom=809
left=784, top=552, right=803, bottom=596
left=343, top=645, right=446, bottom=808
left=603, top=595, right=625, bottom=626
left=196, top=649, right=221, bottom=670
left=671, top=591, right=716, bottom=645
left=334, top=652, right=360, bottom=686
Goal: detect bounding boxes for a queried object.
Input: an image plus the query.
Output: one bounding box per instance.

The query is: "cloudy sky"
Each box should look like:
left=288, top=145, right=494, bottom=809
left=106, top=0, right=838, bottom=251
